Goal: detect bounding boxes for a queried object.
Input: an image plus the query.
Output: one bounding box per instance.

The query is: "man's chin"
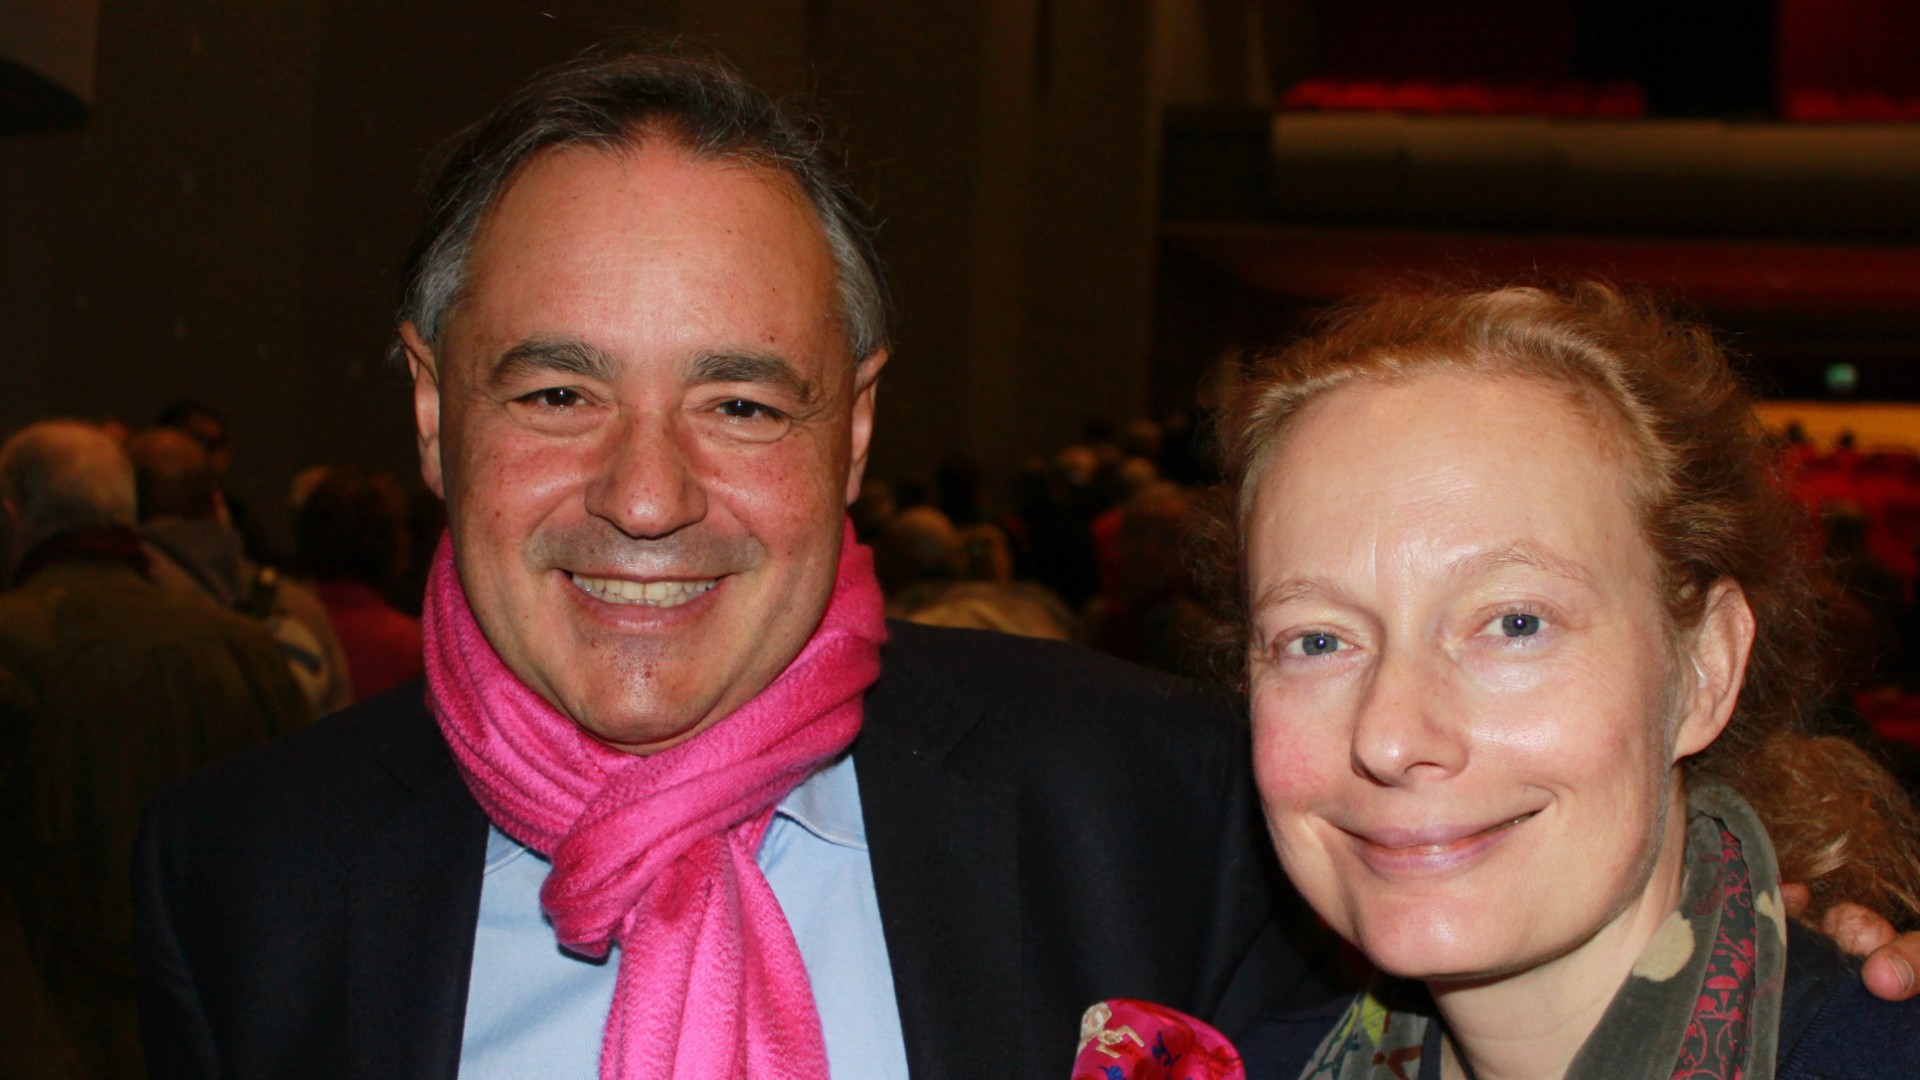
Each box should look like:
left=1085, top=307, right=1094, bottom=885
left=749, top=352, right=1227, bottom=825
left=564, top=699, right=726, bottom=757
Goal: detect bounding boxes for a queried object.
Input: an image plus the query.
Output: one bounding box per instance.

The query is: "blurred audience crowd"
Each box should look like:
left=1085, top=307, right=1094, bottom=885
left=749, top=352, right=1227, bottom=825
left=0, top=403, right=439, bottom=1077
left=12, top=401, right=1920, bottom=749
left=1777, top=424, right=1920, bottom=791
left=856, top=410, right=1220, bottom=679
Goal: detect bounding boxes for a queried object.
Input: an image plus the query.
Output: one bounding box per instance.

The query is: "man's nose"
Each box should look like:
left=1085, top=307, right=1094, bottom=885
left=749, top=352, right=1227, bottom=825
left=1349, top=646, right=1469, bottom=786
left=582, top=412, right=708, bottom=540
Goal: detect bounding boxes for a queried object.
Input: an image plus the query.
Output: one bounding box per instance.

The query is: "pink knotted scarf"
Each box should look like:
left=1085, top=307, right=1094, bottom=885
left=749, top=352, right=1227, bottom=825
left=423, top=521, right=887, bottom=1079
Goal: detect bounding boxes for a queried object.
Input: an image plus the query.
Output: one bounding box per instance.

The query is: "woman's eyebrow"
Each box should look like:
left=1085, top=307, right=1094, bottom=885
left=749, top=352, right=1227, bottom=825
left=1446, top=542, right=1599, bottom=590
left=1251, top=542, right=1596, bottom=617
left=1250, top=575, right=1346, bottom=616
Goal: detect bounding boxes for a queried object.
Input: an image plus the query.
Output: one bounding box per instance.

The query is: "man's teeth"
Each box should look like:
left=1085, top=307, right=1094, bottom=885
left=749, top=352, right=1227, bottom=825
left=570, top=573, right=718, bottom=607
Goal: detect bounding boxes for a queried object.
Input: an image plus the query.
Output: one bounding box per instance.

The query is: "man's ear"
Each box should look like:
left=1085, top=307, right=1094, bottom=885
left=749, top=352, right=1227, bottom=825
left=844, top=348, right=888, bottom=506
left=1672, top=579, right=1756, bottom=761
left=400, top=322, right=446, bottom=499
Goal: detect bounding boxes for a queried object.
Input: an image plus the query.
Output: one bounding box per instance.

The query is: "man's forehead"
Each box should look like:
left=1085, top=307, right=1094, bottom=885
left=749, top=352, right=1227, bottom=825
left=480, top=141, right=823, bottom=257
left=459, top=145, right=833, bottom=300
left=438, top=143, right=848, bottom=387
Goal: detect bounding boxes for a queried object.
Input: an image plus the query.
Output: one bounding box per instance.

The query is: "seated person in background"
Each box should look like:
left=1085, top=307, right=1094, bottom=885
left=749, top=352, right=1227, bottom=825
left=880, top=505, right=1078, bottom=640
left=131, top=427, right=354, bottom=716
left=874, top=503, right=964, bottom=608
left=1083, top=480, right=1213, bottom=679
left=0, top=421, right=307, bottom=1078
left=156, top=399, right=278, bottom=568
left=295, top=466, right=423, bottom=700
left=1212, top=283, right=1920, bottom=1079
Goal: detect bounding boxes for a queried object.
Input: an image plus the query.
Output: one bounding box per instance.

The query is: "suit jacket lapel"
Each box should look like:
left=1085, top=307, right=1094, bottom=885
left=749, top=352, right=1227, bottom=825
left=347, top=697, right=490, bottom=1080
left=857, top=624, right=1023, bottom=1080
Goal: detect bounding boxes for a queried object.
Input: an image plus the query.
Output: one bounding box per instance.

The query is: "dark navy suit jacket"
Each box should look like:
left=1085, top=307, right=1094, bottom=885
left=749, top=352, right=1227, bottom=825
left=135, top=622, right=1326, bottom=1079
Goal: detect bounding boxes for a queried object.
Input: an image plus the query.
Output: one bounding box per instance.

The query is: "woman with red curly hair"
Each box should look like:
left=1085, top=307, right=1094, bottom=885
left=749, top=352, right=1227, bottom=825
left=1214, top=283, right=1920, bottom=1080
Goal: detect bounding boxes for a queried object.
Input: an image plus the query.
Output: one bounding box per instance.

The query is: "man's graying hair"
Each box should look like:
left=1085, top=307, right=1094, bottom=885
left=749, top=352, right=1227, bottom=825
left=0, top=421, right=138, bottom=548
left=396, top=42, right=890, bottom=363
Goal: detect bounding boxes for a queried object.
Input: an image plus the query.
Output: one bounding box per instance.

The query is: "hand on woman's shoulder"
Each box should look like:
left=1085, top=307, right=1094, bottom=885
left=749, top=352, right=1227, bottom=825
left=1779, top=922, right=1920, bottom=1079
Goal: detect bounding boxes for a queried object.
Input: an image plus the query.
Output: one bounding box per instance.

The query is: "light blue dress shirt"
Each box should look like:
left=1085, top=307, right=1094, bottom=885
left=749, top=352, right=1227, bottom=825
left=458, top=753, right=911, bottom=1079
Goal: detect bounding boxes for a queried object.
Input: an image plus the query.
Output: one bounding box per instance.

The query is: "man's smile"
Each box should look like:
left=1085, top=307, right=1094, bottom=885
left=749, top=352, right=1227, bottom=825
left=568, top=572, right=720, bottom=607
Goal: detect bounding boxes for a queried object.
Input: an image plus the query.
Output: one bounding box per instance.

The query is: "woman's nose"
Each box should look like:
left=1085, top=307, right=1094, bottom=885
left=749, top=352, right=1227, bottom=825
left=1349, top=646, right=1469, bottom=785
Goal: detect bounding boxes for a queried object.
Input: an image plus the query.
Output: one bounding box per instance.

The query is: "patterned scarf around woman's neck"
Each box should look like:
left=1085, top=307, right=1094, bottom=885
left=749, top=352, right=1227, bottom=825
left=1300, top=784, right=1787, bottom=1080
left=424, top=520, right=888, bottom=1080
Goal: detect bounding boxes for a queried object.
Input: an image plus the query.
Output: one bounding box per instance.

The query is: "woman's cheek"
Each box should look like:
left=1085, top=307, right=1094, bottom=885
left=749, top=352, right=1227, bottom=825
left=1468, top=657, right=1648, bottom=763
left=1253, top=691, right=1346, bottom=806
left=1460, top=641, right=1564, bottom=697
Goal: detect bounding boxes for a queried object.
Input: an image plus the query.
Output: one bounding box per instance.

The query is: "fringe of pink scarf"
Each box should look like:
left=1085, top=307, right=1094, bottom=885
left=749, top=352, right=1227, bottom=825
left=423, top=522, right=887, bottom=1079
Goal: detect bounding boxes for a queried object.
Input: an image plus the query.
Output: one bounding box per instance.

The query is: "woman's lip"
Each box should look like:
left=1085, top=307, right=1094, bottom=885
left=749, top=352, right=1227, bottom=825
left=1352, top=813, right=1538, bottom=850
left=1343, top=812, right=1538, bottom=875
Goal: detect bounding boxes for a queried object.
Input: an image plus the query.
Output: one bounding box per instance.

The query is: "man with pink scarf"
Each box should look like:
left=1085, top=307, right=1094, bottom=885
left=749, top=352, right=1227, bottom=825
left=129, top=45, right=1316, bottom=1080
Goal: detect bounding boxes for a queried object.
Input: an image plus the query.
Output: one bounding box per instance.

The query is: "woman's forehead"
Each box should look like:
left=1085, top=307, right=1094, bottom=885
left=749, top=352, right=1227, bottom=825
left=1246, top=372, right=1657, bottom=592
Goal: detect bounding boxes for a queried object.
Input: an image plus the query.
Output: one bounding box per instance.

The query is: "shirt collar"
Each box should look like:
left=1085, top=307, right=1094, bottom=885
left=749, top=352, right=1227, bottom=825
left=482, top=750, right=867, bottom=872
left=772, top=751, right=867, bottom=850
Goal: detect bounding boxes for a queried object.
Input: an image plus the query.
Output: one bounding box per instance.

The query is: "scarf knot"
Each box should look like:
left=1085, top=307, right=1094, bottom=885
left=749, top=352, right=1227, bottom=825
left=425, top=520, right=886, bottom=1079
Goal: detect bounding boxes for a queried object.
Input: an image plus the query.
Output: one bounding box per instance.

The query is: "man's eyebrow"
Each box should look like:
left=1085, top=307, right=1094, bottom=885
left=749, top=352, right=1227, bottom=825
left=689, top=349, right=817, bottom=406
left=486, top=337, right=619, bottom=391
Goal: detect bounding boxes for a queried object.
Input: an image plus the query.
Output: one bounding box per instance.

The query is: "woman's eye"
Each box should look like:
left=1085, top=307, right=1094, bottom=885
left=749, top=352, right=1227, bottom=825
left=1288, top=632, right=1344, bottom=657
left=520, top=387, right=583, bottom=409
left=1494, top=613, right=1542, bottom=638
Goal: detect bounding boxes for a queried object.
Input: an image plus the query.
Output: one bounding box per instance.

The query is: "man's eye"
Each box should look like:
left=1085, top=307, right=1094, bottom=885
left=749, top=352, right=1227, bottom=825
left=717, top=399, right=782, bottom=421
left=519, top=387, right=584, bottom=408
left=1287, top=632, right=1344, bottom=657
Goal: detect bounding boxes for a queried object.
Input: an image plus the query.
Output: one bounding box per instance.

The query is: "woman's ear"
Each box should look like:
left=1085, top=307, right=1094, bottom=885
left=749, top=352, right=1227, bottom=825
left=1673, top=579, right=1756, bottom=761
